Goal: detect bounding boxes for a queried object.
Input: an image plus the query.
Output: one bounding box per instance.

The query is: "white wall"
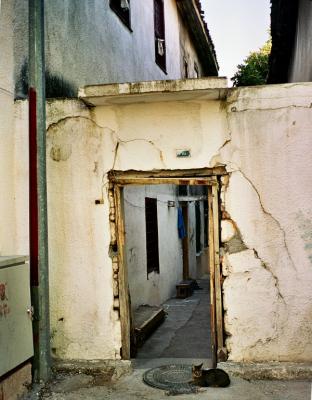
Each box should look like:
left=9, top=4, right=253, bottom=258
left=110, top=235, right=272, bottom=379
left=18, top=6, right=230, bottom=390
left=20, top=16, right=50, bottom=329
left=220, top=84, right=312, bottom=362
left=0, top=0, right=15, bottom=255
left=46, top=96, right=225, bottom=361
left=124, top=185, right=183, bottom=311
left=14, top=100, right=122, bottom=360
left=289, top=0, right=312, bottom=82
left=11, top=82, right=312, bottom=363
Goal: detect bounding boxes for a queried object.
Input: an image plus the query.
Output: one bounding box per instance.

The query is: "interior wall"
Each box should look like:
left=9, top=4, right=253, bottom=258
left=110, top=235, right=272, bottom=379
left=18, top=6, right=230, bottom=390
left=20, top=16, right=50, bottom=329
left=124, top=185, right=183, bottom=312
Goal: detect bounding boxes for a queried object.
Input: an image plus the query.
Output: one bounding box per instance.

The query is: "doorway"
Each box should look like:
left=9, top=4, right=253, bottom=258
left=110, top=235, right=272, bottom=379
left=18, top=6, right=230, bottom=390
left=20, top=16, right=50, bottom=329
left=110, top=169, right=225, bottom=365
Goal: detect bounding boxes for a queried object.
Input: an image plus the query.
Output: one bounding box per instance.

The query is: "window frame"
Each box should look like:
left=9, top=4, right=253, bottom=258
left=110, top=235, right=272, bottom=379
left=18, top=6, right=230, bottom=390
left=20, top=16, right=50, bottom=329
left=145, top=197, right=160, bottom=276
left=109, top=0, right=132, bottom=31
left=153, top=0, right=167, bottom=73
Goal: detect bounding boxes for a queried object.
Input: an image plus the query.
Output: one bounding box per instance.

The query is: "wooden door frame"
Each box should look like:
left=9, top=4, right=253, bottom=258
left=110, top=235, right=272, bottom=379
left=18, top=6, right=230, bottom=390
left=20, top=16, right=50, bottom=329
left=181, top=202, right=189, bottom=280
left=110, top=168, right=226, bottom=362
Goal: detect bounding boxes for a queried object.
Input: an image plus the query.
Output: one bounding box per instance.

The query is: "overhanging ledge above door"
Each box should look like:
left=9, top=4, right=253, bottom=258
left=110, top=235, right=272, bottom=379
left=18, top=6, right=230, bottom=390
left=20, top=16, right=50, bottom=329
left=78, top=77, right=228, bottom=107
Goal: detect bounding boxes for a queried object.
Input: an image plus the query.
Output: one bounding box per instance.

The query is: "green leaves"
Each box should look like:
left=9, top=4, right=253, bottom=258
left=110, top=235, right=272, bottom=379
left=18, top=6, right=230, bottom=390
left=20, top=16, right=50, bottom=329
left=231, top=40, right=271, bottom=87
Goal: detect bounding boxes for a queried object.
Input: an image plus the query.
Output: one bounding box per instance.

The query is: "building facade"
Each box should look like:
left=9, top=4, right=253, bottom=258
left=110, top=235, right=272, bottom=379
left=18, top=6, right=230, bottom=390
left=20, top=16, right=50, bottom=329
left=14, top=0, right=218, bottom=98
left=11, top=79, right=312, bottom=365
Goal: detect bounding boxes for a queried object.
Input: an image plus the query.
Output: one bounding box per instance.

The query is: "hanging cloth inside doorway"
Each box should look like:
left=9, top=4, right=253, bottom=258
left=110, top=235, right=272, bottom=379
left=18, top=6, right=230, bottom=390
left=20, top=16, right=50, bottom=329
left=178, top=207, right=186, bottom=239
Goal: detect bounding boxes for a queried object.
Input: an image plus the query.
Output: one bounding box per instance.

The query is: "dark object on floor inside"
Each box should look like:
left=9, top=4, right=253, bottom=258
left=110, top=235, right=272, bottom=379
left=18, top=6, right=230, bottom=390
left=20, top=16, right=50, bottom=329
left=176, top=280, right=193, bottom=298
left=191, top=279, right=203, bottom=290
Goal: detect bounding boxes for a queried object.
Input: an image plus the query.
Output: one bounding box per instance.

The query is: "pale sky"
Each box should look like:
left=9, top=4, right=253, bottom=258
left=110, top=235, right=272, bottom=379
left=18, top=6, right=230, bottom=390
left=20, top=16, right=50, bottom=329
left=202, top=0, right=271, bottom=82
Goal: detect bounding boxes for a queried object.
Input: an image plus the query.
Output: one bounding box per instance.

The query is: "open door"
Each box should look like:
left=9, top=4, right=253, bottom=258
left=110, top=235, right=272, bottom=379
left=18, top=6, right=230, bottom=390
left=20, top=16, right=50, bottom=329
left=111, top=170, right=226, bottom=362
left=114, top=184, right=131, bottom=359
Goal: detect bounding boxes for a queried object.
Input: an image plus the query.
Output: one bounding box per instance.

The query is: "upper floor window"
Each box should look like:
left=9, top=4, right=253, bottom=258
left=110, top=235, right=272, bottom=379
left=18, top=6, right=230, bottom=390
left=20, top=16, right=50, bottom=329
left=154, top=0, right=166, bottom=73
left=110, top=0, right=131, bottom=30
left=145, top=197, right=160, bottom=276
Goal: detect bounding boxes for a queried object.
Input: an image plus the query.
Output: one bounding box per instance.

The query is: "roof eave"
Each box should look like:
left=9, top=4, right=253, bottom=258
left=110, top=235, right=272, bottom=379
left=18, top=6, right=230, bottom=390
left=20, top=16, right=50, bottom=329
left=176, top=0, right=219, bottom=76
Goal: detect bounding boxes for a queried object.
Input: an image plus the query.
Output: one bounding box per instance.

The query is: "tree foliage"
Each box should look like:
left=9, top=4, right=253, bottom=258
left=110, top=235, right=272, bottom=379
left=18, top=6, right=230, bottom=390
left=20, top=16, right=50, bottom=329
left=231, top=40, right=272, bottom=87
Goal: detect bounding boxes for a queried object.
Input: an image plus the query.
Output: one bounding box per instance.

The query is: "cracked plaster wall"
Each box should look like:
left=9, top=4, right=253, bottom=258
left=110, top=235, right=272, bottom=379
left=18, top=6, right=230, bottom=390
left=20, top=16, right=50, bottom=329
left=14, top=100, right=122, bottom=360
left=0, top=0, right=15, bottom=255
left=10, top=83, right=312, bottom=362
left=219, top=84, right=312, bottom=361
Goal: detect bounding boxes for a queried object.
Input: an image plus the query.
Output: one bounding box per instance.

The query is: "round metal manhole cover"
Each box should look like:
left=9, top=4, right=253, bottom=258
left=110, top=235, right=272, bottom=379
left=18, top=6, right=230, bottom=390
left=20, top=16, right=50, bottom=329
left=143, top=364, right=195, bottom=392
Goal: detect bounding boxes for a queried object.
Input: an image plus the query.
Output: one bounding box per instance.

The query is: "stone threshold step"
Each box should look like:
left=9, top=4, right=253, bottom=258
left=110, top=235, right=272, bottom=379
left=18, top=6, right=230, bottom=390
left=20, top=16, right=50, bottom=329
left=133, top=305, right=166, bottom=347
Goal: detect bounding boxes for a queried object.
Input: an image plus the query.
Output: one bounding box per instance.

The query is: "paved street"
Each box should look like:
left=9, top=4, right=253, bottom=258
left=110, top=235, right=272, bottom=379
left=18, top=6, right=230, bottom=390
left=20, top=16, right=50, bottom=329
left=24, top=367, right=311, bottom=400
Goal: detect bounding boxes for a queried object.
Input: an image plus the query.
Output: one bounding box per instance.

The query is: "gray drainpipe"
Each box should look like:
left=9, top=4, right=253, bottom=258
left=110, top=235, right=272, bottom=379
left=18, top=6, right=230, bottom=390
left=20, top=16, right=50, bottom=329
left=29, top=0, right=51, bottom=382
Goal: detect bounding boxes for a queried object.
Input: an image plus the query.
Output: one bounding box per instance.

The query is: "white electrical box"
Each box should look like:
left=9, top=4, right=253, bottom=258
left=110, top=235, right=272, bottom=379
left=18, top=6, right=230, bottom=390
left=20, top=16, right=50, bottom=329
left=0, top=256, right=33, bottom=377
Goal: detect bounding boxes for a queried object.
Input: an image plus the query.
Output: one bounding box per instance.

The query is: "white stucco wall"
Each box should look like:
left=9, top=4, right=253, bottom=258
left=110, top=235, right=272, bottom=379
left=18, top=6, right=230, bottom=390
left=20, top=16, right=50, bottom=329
left=14, top=100, right=122, bottom=360
left=289, top=0, right=312, bottom=82
left=124, top=185, right=183, bottom=311
left=11, top=82, right=312, bottom=362
left=220, top=84, right=312, bottom=361
left=0, top=0, right=15, bottom=255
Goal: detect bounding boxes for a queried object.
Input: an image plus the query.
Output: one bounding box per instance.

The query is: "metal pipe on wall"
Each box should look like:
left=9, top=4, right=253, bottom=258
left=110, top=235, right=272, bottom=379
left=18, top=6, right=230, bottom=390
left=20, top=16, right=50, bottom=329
left=29, top=0, right=51, bottom=382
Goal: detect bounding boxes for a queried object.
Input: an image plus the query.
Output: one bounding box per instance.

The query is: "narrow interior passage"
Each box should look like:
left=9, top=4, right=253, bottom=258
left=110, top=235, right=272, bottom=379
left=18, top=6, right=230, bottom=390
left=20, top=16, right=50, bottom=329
left=121, top=183, right=212, bottom=363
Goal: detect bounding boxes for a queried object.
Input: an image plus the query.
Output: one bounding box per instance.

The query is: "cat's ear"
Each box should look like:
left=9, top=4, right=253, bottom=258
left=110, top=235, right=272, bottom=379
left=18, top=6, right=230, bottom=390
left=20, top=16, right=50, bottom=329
left=195, top=363, right=203, bottom=369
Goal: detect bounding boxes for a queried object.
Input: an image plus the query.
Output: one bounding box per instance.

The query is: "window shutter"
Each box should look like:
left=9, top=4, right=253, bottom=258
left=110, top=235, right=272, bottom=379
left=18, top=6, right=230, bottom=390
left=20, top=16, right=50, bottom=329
left=145, top=198, right=160, bottom=275
left=154, top=0, right=164, bottom=39
left=154, top=0, right=166, bottom=72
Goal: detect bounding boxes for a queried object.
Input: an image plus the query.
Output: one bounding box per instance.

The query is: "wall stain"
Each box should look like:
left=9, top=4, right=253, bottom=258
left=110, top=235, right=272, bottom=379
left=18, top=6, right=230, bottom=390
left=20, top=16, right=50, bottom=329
left=296, top=211, right=312, bottom=264
left=50, top=144, right=72, bottom=162
left=15, top=60, right=76, bottom=99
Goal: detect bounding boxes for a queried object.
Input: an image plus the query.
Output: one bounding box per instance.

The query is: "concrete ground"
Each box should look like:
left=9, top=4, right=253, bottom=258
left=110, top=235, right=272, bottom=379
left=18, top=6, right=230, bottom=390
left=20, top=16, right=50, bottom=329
left=24, top=366, right=311, bottom=400
left=136, top=279, right=211, bottom=359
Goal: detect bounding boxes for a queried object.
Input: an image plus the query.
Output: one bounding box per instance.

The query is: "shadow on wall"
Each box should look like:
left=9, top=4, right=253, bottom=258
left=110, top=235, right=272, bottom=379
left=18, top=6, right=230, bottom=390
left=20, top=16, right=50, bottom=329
left=15, top=61, right=76, bottom=99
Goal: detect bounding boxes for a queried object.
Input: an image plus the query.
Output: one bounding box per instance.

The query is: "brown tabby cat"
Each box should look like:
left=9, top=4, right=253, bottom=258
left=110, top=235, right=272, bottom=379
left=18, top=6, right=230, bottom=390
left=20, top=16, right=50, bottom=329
left=190, top=364, right=230, bottom=387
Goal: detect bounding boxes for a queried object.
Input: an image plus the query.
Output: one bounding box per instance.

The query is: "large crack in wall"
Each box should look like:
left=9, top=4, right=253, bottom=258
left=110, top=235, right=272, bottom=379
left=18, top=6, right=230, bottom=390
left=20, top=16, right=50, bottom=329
left=234, top=167, right=297, bottom=272
left=220, top=174, right=288, bottom=359
left=47, top=114, right=166, bottom=200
